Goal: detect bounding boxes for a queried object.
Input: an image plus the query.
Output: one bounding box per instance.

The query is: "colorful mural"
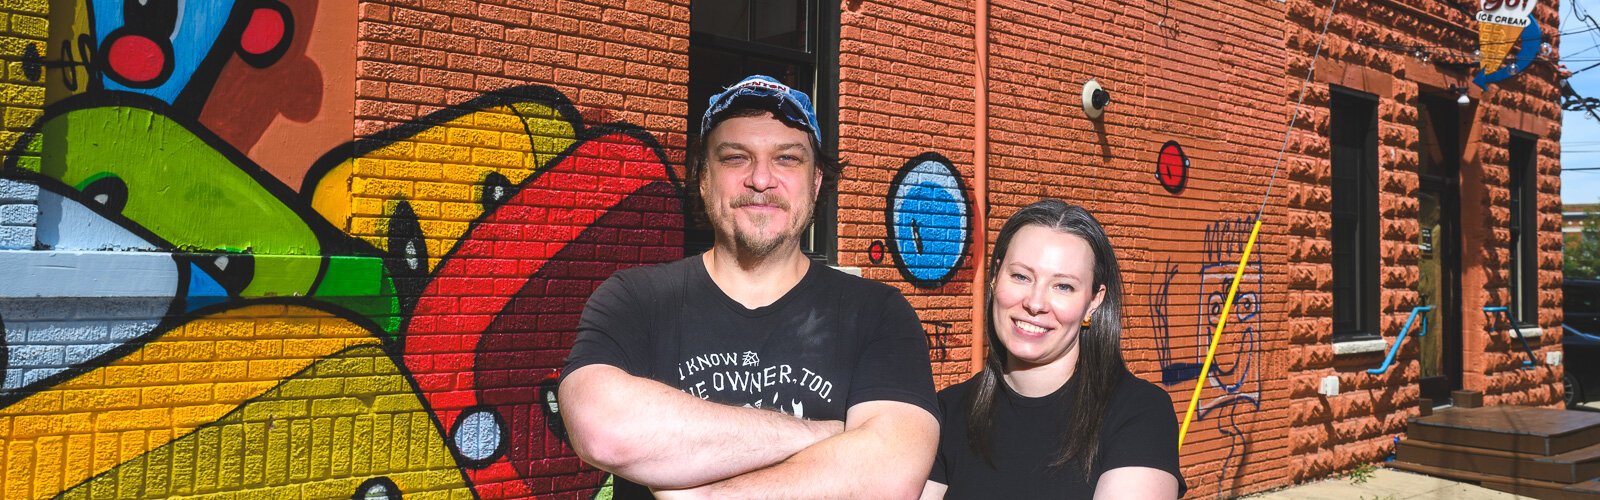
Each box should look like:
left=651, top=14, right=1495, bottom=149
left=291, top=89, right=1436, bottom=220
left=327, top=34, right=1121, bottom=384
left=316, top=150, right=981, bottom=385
left=1, top=3, right=681, bottom=499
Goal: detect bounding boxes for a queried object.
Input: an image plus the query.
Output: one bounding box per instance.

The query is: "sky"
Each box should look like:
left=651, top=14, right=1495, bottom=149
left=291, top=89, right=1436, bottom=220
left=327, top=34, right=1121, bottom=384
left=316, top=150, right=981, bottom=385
left=1564, top=0, right=1600, bottom=206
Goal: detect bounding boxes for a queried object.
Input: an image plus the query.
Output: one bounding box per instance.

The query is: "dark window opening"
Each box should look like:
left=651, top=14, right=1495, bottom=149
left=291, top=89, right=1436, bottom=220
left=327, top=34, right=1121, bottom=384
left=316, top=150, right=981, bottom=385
left=688, top=0, right=838, bottom=263
left=1331, top=87, right=1380, bottom=340
left=1509, top=132, right=1539, bottom=326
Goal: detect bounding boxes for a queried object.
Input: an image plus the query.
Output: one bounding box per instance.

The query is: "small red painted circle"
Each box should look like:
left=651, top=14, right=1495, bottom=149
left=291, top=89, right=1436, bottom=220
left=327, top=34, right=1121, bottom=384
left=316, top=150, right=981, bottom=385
left=1156, top=141, right=1188, bottom=194
left=106, top=35, right=165, bottom=83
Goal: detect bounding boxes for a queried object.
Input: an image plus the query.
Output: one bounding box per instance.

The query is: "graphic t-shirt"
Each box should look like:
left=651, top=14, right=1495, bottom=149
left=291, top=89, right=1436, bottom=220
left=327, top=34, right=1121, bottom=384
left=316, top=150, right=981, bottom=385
left=564, top=256, right=938, bottom=497
left=929, top=370, right=1186, bottom=498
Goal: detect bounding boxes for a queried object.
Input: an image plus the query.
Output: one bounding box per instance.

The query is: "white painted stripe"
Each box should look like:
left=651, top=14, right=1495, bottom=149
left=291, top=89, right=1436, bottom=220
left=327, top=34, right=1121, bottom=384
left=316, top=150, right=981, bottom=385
left=0, top=250, right=180, bottom=298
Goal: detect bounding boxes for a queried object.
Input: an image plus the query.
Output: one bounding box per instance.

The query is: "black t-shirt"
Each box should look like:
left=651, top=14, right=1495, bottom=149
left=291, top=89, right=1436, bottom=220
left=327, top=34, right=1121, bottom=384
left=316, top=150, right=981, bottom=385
left=930, top=370, right=1186, bottom=498
left=564, top=256, right=938, bottom=497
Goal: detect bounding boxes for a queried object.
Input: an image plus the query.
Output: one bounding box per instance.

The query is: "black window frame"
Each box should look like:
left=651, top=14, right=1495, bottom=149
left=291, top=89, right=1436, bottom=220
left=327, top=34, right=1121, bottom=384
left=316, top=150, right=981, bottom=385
left=1330, top=86, right=1381, bottom=341
left=1508, top=131, right=1539, bottom=327
left=686, top=0, right=841, bottom=264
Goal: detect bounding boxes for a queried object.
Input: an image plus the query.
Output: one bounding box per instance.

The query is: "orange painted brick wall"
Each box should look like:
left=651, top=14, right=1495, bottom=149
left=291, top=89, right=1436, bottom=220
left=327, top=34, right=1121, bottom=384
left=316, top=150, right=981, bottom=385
left=839, top=0, right=1296, bottom=496
left=837, top=0, right=979, bottom=386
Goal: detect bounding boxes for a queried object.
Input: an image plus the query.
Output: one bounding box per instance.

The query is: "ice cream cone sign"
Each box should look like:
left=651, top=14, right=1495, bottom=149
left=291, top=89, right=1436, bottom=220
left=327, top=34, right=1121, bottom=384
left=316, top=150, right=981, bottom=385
left=1477, top=0, right=1537, bottom=74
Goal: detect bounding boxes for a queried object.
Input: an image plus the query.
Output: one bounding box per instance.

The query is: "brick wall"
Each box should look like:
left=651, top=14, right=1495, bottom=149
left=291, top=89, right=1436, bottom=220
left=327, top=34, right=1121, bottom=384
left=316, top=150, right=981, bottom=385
left=838, top=0, right=979, bottom=385
left=0, top=0, right=44, bottom=250
left=1281, top=0, right=1566, bottom=485
left=978, top=0, right=1294, bottom=495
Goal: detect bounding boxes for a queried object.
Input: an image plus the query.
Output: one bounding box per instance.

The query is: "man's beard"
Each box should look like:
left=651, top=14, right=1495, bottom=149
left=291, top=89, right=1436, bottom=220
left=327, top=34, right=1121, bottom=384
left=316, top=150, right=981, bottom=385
left=723, top=193, right=814, bottom=259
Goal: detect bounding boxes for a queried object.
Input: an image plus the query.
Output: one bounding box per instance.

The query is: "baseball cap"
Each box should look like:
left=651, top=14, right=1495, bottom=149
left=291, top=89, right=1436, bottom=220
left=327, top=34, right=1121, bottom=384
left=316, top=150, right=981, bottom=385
left=700, top=75, right=822, bottom=152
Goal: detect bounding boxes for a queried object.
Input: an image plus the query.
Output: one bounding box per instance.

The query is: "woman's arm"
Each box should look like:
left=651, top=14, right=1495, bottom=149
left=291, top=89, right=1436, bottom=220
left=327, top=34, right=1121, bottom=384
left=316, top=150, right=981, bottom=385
left=1093, top=466, right=1180, bottom=499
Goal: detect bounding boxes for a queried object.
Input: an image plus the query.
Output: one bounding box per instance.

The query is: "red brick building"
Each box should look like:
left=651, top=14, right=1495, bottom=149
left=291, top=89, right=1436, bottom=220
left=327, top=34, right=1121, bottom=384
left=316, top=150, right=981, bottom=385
left=0, top=0, right=1564, bottom=497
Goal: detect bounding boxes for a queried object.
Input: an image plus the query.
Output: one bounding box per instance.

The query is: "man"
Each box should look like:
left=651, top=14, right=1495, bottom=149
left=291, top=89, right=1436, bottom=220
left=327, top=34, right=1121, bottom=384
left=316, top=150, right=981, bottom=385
left=559, top=75, right=939, bottom=498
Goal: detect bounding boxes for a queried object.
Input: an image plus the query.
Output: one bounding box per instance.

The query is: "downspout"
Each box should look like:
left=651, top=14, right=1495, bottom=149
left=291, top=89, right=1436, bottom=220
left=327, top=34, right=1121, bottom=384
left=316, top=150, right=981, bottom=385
left=970, top=0, right=990, bottom=375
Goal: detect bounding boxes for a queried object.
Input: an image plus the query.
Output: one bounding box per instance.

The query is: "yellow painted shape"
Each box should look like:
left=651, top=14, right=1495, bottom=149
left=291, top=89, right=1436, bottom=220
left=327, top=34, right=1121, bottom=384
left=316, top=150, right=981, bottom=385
left=1478, top=22, right=1524, bottom=74
left=310, top=159, right=357, bottom=233
left=57, top=345, right=473, bottom=499
left=43, top=0, right=93, bottom=104
left=313, top=101, right=576, bottom=271
left=0, top=305, right=382, bottom=499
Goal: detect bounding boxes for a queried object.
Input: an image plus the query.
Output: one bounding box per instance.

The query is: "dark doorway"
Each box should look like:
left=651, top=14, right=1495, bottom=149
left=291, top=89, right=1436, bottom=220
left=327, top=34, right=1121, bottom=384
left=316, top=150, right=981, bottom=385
left=1415, top=93, right=1466, bottom=406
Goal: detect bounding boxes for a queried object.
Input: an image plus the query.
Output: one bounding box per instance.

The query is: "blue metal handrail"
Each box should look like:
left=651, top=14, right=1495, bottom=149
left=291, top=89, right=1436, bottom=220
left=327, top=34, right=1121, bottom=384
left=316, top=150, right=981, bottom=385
left=1368, top=305, right=1434, bottom=375
left=1484, top=306, right=1536, bottom=369
left=1566, top=323, right=1600, bottom=343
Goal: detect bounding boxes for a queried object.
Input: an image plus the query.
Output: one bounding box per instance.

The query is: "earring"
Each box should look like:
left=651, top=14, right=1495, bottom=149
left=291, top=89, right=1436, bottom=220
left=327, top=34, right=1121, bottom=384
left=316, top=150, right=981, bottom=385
left=1081, top=316, right=1092, bottom=328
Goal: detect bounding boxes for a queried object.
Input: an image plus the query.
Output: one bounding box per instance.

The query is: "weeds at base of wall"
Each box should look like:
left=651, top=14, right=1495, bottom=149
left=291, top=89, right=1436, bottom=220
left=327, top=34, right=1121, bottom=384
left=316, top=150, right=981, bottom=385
left=1346, top=462, right=1379, bottom=485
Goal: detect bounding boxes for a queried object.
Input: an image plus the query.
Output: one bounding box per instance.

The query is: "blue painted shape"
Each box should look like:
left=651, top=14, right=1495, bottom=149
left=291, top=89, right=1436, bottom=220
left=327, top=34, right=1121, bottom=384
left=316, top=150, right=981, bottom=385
left=184, top=262, right=228, bottom=312
left=887, top=155, right=969, bottom=289
left=1367, top=305, right=1433, bottom=375
left=92, top=0, right=241, bottom=102
left=1473, top=17, right=1542, bottom=90
left=1162, top=362, right=1203, bottom=386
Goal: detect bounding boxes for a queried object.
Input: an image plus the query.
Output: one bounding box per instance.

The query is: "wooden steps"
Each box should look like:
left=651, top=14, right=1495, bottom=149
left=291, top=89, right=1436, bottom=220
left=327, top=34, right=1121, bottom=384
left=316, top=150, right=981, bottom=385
left=1393, top=404, right=1600, bottom=498
left=1389, top=460, right=1600, bottom=500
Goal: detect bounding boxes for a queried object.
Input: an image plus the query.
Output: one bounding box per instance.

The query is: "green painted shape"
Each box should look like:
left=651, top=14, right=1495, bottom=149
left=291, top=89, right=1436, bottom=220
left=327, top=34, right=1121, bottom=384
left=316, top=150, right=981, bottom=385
left=244, top=254, right=325, bottom=298
left=316, top=256, right=384, bottom=296
left=37, top=106, right=322, bottom=295
left=315, top=256, right=402, bottom=335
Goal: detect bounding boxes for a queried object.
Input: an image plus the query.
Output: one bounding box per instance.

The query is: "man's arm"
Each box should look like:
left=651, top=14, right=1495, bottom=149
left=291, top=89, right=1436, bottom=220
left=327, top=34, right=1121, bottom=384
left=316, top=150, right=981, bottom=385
left=658, top=400, right=939, bottom=499
left=559, top=364, right=843, bottom=489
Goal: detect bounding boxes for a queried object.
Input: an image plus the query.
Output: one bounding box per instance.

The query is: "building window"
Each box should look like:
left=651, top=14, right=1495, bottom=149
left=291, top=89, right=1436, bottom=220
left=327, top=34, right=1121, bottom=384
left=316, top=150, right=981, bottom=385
left=1330, top=87, right=1380, bottom=340
left=1509, top=132, right=1538, bottom=326
left=688, top=0, right=839, bottom=263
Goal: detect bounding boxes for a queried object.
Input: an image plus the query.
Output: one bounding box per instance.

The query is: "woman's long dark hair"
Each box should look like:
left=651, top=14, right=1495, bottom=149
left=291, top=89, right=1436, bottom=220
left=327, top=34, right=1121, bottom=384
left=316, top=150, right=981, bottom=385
left=964, top=199, right=1126, bottom=480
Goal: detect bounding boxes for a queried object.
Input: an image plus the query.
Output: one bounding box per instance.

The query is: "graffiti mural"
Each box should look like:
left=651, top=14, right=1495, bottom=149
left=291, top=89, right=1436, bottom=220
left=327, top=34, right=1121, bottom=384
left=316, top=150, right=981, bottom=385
left=1, top=4, right=682, bottom=499
left=1149, top=215, right=1264, bottom=490
left=884, top=152, right=970, bottom=289
left=29, top=0, right=356, bottom=186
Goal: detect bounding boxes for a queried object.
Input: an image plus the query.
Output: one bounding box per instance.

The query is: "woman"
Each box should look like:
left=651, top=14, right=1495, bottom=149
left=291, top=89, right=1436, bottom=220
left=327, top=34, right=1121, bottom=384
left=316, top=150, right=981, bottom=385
left=923, top=200, right=1184, bottom=499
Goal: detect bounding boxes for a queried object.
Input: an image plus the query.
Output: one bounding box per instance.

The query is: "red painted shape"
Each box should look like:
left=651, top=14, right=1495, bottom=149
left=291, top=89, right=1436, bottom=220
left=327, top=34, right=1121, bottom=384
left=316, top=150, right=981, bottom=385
left=105, top=35, right=165, bottom=83
left=869, top=241, right=886, bottom=263
left=403, top=132, right=681, bottom=499
left=1157, top=141, right=1188, bottom=194
left=239, top=7, right=286, bottom=55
